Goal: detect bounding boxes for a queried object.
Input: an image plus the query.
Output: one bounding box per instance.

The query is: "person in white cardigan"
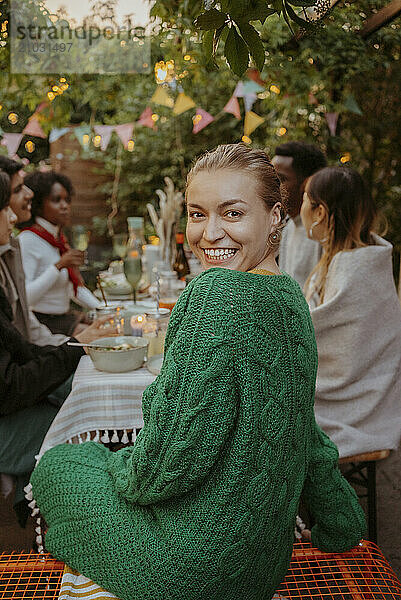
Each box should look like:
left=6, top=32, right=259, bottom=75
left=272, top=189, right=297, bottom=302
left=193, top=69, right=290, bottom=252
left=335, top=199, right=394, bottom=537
left=19, top=171, right=100, bottom=336
left=300, top=165, right=401, bottom=458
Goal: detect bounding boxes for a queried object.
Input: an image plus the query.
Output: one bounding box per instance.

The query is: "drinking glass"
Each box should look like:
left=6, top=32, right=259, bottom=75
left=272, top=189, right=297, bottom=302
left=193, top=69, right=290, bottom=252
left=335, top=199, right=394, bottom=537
left=123, top=256, right=142, bottom=304
left=71, top=225, right=90, bottom=265
left=112, top=233, right=128, bottom=259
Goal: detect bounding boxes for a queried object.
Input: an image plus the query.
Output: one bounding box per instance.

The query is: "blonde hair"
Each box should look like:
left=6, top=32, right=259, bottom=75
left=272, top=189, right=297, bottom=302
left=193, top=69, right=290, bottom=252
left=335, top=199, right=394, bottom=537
left=186, top=143, right=288, bottom=251
left=304, top=166, right=379, bottom=303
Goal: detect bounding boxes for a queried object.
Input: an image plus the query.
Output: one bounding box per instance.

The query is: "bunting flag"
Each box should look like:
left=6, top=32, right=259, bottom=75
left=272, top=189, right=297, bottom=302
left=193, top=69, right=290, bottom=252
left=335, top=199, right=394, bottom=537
left=22, top=116, right=47, bottom=139
left=246, top=68, right=266, bottom=86
left=137, top=107, right=155, bottom=129
left=244, top=111, right=265, bottom=137
left=192, top=108, right=214, bottom=134
left=151, top=86, right=174, bottom=108
left=114, top=122, right=135, bottom=146
left=1, top=133, right=23, bottom=156
left=73, top=124, right=91, bottom=148
left=173, top=92, right=196, bottom=115
left=242, top=80, right=264, bottom=94
left=223, top=95, right=241, bottom=119
left=325, top=112, right=339, bottom=136
left=244, top=93, right=257, bottom=113
left=94, top=124, right=114, bottom=151
left=233, top=81, right=245, bottom=98
left=49, top=127, right=70, bottom=143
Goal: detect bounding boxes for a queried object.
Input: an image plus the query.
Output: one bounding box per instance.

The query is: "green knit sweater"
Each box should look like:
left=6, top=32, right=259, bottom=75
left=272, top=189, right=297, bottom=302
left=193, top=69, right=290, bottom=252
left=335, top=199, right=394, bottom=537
left=31, top=268, right=366, bottom=600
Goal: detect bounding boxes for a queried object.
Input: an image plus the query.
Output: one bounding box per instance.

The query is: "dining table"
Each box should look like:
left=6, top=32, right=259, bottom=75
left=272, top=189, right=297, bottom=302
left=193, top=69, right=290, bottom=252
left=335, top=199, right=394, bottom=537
left=27, top=355, right=157, bottom=552
left=37, top=355, right=156, bottom=461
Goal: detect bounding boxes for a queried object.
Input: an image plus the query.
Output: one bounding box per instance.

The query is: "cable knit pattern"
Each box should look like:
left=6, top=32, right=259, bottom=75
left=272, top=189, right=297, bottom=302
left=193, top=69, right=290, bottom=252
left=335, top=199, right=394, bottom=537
left=31, top=268, right=366, bottom=600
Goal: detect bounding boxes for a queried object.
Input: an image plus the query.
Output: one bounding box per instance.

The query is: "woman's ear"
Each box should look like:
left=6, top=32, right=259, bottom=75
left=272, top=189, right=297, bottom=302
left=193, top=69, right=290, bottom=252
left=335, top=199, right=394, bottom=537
left=271, top=202, right=282, bottom=226
left=316, top=203, right=328, bottom=225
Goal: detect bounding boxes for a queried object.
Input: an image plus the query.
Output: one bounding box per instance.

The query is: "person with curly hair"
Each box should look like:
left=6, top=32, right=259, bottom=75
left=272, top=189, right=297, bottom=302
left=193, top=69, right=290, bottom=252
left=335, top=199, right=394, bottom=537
left=19, top=171, right=100, bottom=336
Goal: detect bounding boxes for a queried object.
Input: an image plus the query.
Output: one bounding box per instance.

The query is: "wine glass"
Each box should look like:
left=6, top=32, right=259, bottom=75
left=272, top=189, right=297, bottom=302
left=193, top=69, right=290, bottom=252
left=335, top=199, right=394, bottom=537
left=112, top=233, right=128, bottom=260
left=71, top=225, right=90, bottom=265
left=123, top=255, right=142, bottom=304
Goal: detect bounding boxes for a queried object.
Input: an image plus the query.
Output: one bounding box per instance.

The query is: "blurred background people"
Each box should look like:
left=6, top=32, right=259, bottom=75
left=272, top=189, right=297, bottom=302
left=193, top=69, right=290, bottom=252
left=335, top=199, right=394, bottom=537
left=19, top=171, right=100, bottom=337
left=0, top=157, right=68, bottom=346
left=301, top=166, right=401, bottom=457
left=272, top=142, right=327, bottom=288
left=0, top=170, right=117, bottom=526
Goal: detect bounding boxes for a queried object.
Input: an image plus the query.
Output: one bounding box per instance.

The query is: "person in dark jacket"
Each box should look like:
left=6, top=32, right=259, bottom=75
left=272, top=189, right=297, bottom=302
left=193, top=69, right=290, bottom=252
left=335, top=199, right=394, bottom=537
left=0, top=172, right=117, bottom=525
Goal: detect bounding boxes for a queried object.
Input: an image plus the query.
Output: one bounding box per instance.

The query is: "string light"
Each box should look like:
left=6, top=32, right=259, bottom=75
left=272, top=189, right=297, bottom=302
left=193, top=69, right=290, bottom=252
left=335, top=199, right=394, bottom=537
left=154, top=60, right=175, bottom=84
left=270, top=85, right=280, bottom=94
left=192, top=114, right=202, bottom=124
left=184, top=54, right=191, bottom=61
left=127, top=140, right=135, bottom=152
left=340, top=152, right=351, bottom=163
left=277, top=127, right=287, bottom=136
left=93, top=135, right=102, bottom=147
left=242, top=135, right=252, bottom=144
left=82, top=134, right=90, bottom=145
left=47, top=91, right=55, bottom=101
left=151, top=113, right=159, bottom=122
left=60, top=77, right=66, bottom=82
left=25, top=140, right=35, bottom=153
left=7, top=112, right=18, bottom=124
left=308, top=58, right=314, bottom=64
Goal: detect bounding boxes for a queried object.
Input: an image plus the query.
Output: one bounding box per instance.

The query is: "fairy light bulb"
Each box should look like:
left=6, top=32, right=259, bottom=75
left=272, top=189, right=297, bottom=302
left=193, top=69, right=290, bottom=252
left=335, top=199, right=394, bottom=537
left=25, top=140, right=35, bottom=153
left=127, top=140, right=135, bottom=152
left=270, top=85, right=280, bottom=94
left=8, top=112, right=18, bottom=124
left=93, top=135, right=102, bottom=147
left=242, top=135, right=252, bottom=144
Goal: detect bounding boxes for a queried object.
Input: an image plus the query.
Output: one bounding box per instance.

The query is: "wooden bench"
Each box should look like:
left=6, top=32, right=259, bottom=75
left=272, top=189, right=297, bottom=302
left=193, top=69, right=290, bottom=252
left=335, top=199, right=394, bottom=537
left=339, top=449, right=391, bottom=544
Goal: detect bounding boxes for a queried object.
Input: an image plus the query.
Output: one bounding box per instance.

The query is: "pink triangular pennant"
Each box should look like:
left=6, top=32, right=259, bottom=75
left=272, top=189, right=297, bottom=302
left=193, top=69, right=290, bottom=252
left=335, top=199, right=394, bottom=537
left=192, top=108, right=214, bottom=134
left=114, top=123, right=134, bottom=148
left=94, top=125, right=114, bottom=151
left=22, top=117, right=47, bottom=139
left=223, top=95, right=241, bottom=119
left=137, top=107, right=156, bottom=129
left=1, top=133, right=23, bottom=156
left=325, top=113, right=339, bottom=136
left=233, top=81, right=245, bottom=98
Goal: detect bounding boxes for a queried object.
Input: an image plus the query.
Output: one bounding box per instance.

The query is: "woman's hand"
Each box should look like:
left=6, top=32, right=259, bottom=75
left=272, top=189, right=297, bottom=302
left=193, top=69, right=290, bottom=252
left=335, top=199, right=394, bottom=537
left=55, top=250, right=85, bottom=270
left=75, top=317, right=119, bottom=345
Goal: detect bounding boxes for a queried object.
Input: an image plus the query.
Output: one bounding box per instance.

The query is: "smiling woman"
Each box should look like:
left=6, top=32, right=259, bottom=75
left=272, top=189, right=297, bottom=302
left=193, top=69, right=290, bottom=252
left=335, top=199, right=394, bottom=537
left=31, top=144, right=367, bottom=600
left=185, top=144, right=286, bottom=274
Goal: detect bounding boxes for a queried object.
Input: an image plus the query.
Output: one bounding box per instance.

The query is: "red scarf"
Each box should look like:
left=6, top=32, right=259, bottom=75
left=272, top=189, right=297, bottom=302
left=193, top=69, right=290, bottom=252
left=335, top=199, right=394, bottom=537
left=22, top=223, right=84, bottom=294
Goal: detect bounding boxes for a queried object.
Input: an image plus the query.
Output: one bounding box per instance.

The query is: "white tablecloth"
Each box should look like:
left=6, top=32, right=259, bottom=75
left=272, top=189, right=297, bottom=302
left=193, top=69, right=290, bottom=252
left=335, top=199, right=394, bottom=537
left=38, top=355, right=156, bottom=459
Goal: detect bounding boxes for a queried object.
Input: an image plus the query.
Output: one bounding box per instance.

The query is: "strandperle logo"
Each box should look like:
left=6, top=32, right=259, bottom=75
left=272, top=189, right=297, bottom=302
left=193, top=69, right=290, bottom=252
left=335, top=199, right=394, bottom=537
left=10, top=0, right=151, bottom=74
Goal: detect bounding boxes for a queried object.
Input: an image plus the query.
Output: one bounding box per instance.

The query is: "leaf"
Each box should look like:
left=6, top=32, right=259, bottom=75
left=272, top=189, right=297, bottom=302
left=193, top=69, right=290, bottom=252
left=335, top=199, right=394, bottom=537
left=343, top=94, right=363, bottom=116
left=194, top=8, right=227, bottom=30
left=242, top=0, right=276, bottom=23
left=214, top=24, right=227, bottom=53
left=284, top=3, right=313, bottom=28
left=237, top=22, right=265, bottom=72
left=202, top=29, right=214, bottom=61
left=224, top=25, right=250, bottom=77
left=287, top=0, right=316, bottom=6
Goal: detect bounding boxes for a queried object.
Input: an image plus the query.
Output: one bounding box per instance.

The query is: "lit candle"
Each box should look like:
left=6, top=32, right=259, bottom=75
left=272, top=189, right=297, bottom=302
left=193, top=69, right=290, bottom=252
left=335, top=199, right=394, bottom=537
left=130, top=314, right=145, bottom=337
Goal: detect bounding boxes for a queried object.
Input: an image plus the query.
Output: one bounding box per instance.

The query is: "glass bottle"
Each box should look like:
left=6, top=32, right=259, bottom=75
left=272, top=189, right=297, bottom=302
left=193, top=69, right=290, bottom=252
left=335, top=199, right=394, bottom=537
left=173, top=232, right=190, bottom=280
left=125, top=217, right=147, bottom=299
left=159, top=270, right=181, bottom=311
left=126, top=217, right=145, bottom=258
left=143, top=308, right=170, bottom=375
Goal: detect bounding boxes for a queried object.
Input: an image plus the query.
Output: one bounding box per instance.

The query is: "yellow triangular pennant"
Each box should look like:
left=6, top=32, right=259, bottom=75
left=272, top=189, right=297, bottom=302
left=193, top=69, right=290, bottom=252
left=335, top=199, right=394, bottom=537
left=244, top=111, right=265, bottom=136
left=151, top=86, right=174, bottom=108
left=173, top=92, right=196, bottom=115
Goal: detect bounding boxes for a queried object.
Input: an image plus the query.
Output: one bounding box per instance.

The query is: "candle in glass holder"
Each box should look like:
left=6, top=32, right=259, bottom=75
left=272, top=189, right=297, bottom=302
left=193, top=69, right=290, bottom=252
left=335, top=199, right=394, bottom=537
left=130, top=314, right=145, bottom=337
